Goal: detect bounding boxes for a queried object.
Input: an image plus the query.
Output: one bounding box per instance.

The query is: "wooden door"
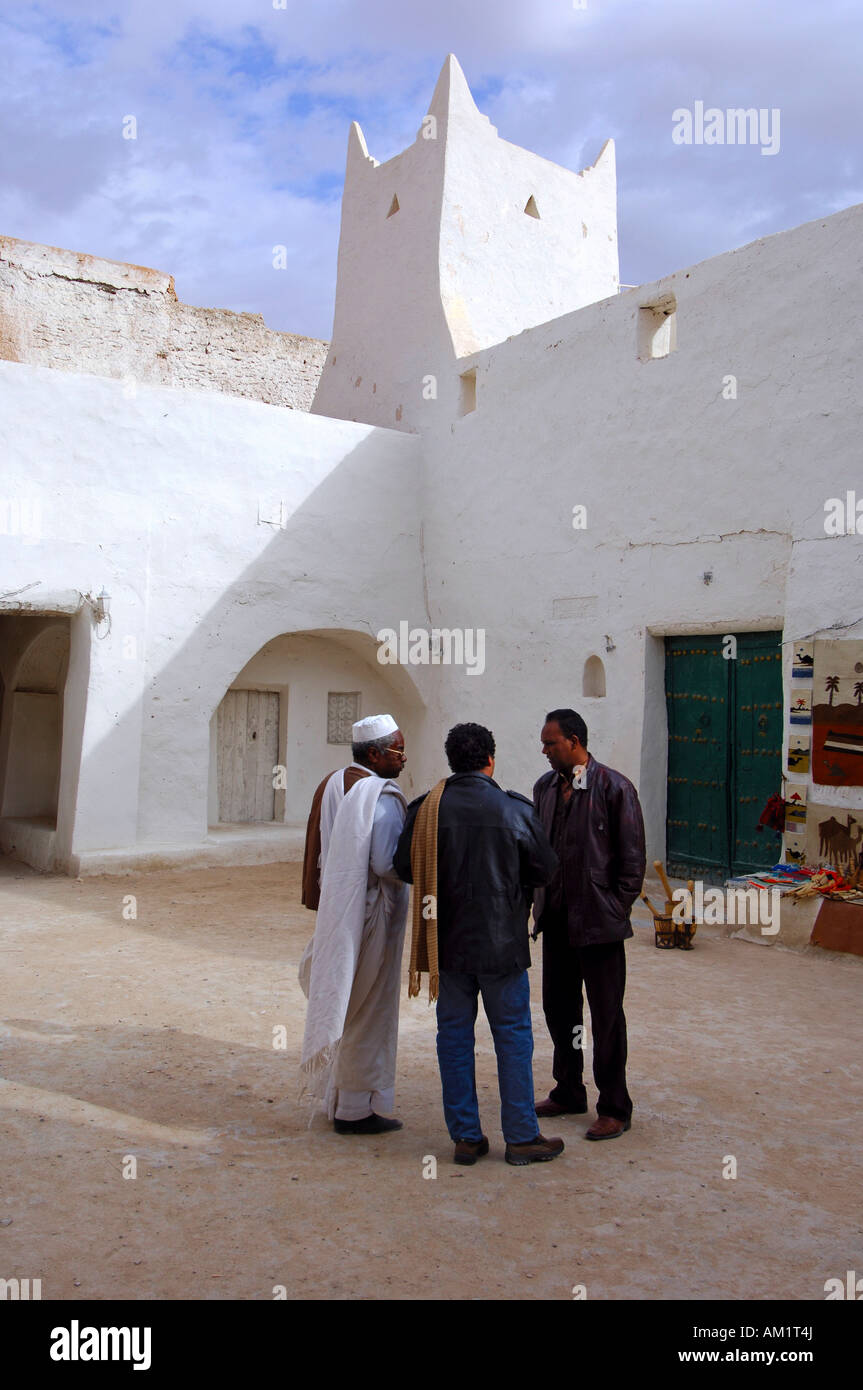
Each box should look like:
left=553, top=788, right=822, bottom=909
left=665, top=633, right=782, bottom=881
left=217, top=690, right=279, bottom=823
left=730, top=632, right=784, bottom=874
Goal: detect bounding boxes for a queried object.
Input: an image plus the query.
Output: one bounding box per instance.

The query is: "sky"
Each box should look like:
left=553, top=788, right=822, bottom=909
left=1, top=0, right=860, bottom=341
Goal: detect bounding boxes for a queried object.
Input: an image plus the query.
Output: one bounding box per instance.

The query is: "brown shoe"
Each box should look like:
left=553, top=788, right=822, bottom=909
left=505, top=1133, right=565, bottom=1166
left=454, top=1136, right=489, bottom=1166
left=535, top=1097, right=587, bottom=1118
left=585, top=1116, right=631, bottom=1141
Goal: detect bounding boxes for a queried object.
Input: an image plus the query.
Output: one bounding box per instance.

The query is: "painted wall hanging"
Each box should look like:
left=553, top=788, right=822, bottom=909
left=812, top=639, right=863, bottom=785
left=791, top=641, right=814, bottom=681
left=784, top=784, right=807, bottom=829
left=789, top=687, right=812, bottom=726
left=787, top=732, right=810, bottom=774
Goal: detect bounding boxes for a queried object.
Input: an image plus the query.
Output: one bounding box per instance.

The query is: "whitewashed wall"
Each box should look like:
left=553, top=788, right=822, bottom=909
left=0, top=362, right=430, bottom=868
left=419, top=202, right=863, bottom=858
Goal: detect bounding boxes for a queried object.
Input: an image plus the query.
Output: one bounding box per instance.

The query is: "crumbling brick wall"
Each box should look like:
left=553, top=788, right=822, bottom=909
left=0, top=236, right=328, bottom=410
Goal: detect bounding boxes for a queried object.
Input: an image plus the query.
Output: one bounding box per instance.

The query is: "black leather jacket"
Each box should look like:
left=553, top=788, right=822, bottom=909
left=394, top=772, right=558, bottom=974
left=532, top=758, right=646, bottom=947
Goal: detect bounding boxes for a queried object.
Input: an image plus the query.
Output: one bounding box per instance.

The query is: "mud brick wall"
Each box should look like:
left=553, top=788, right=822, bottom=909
left=0, top=235, right=328, bottom=410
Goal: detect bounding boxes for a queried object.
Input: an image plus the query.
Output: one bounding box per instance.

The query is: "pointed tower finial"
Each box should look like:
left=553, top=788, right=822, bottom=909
left=589, top=137, right=616, bottom=182
left=347, top=120, right=378, bottom=173
left=426, top=54, right=490, bottom=133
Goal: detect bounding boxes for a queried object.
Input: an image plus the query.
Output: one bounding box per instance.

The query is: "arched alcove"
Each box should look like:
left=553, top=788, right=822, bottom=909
left=0, top=617, right=70, bottom=822
left=208, top=628, right=425, bottom=826
left=583, top=654, right=606, bottom=699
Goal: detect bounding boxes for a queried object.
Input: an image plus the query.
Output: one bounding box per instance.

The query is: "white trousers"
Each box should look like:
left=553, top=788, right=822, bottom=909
left=333, top=1085, right=396, bottom=1121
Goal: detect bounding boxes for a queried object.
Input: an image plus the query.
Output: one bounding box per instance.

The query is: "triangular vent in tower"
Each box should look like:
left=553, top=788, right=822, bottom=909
left=386, top=195, right=400, bottom=218
left=524, top=195, right=540, bottom=219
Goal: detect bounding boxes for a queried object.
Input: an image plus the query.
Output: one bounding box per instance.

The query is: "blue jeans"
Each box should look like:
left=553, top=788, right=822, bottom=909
left=436, top=968, right=539, bottom=1145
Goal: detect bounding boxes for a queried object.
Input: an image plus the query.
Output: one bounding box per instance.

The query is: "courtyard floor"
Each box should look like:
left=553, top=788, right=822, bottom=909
left=1, top=857, right=861, bottom=1302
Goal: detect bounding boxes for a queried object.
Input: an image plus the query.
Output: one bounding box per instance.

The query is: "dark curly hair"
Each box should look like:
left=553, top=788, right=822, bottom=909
left=445, top=722, right=495, bottom=774
left=545, top=708, right=588, bottom=747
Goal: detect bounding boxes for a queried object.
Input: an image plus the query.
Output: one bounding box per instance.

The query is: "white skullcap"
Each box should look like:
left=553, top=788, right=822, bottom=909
left=352, top=713, right=399, bottom=742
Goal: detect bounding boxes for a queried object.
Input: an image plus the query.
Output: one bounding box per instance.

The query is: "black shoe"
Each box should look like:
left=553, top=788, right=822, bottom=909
left=535, top=1097, right=588, bottom=1118
left=454, top=1135, right=490, bottom=1166
left=505, top=1133, right=565, bottom=1166
left=333, top=1113, right=404, bottom=1135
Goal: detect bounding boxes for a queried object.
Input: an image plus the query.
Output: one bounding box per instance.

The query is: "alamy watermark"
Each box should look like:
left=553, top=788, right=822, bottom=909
left=50, top=1322, right=151, bottom=1369
left=672, top=882, right=781, bottom=935
left=824, top=491, right=863, bottom=535
left=376, top=622, right=485, bottom=676
left=824, top=1270, right=863, bottom=1299
left=0, top=497, right=42, bottom=542
left=672, top=102, right=780, bottom=156
left=1, top=1277, right=42, bottom=1299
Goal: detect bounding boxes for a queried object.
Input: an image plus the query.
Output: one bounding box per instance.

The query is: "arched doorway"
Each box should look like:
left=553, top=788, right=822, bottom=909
left=0, top=616, right=70, bottom=828
left=208, top=629, right=425, bottom=827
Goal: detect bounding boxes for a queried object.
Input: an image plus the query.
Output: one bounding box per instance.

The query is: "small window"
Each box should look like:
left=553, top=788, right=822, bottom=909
left=524, top=195, right=540, bottom=219
left=386, top=195, right=400, bottom=218
left=327, top=692, right=360, bottom=744
left=459, top=368, right=477, bottom=416
left=638, top=293, right=677, bottom=361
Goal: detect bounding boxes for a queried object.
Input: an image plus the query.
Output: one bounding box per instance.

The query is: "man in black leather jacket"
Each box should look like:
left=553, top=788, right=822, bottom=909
left=533, top=708, right=646, bottom=1140
left=394, top=722, right=563, bottom=1166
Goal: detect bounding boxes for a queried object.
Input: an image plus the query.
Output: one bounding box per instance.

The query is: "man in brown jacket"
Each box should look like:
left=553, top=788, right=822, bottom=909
left=532, top=708, right=646, bottom=1139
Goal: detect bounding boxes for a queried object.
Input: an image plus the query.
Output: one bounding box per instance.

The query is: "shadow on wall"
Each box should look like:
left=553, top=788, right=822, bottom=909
left=58, top=422, right=429, bottom=863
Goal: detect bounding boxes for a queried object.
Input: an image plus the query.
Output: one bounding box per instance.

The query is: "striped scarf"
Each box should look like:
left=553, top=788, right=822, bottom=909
left=407, top=779, right=448, bottom=1002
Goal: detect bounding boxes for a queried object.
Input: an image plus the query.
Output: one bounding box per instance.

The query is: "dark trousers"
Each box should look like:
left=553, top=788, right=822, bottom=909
left=540, top=912, right=632, bottom=1122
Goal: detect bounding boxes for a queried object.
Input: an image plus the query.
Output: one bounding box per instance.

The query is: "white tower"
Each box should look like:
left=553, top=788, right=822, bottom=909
left=312, top=55, right=619, bottom=432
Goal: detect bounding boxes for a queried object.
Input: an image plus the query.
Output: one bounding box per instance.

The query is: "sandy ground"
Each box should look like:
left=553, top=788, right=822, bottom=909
left=1, top=856, right=861, bottom=1303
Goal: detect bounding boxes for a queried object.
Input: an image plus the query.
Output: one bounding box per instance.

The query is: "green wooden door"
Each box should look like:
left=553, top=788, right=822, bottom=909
left=731, top=632, right=784, bottom=874
left=665, top=633, right=783, bottom=881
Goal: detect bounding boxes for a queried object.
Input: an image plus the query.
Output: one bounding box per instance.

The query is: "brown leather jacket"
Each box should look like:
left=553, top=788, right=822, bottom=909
left=532, top=757, right=646, bottom=947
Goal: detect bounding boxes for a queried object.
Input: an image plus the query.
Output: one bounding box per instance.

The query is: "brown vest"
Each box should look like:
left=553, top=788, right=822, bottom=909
left=301, top=765, right=372, bottom=909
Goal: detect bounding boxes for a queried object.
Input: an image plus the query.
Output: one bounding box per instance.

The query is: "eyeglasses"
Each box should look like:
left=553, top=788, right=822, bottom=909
left=385, top=747, right=407, bottom=761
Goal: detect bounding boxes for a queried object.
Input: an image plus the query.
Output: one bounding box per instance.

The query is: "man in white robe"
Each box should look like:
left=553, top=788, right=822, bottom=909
left=299, top=715, right=410, bottom=1134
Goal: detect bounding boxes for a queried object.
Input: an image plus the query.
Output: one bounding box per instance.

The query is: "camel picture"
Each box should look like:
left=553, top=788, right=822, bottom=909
left=809, top=810, right=863, bottom=869
left=792, top=641, right=814, bottom=680
left=787, top=733, right=810, bottom=773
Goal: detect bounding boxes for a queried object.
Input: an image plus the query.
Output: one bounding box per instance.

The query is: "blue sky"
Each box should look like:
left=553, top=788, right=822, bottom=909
left=1, top=0, right=860, bottom=339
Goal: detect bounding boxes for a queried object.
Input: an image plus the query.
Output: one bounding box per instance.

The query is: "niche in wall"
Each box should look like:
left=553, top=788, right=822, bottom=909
left=638, top=292, right=677, bottom=361
left=459, top=368, right=477, bottom=415
left=583, top=654, right=606, bottom=698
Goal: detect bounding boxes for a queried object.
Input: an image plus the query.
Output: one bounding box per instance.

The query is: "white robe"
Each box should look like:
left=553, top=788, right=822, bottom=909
left=299, top=775, right=409, bottom=1121
left=319, top=762, right=372, bottom=874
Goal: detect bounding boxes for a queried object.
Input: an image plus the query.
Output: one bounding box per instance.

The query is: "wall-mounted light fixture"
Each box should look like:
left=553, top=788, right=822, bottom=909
left=604, top=634, right=616, bottom=653
left=93, top=588, right=111, bottom=623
